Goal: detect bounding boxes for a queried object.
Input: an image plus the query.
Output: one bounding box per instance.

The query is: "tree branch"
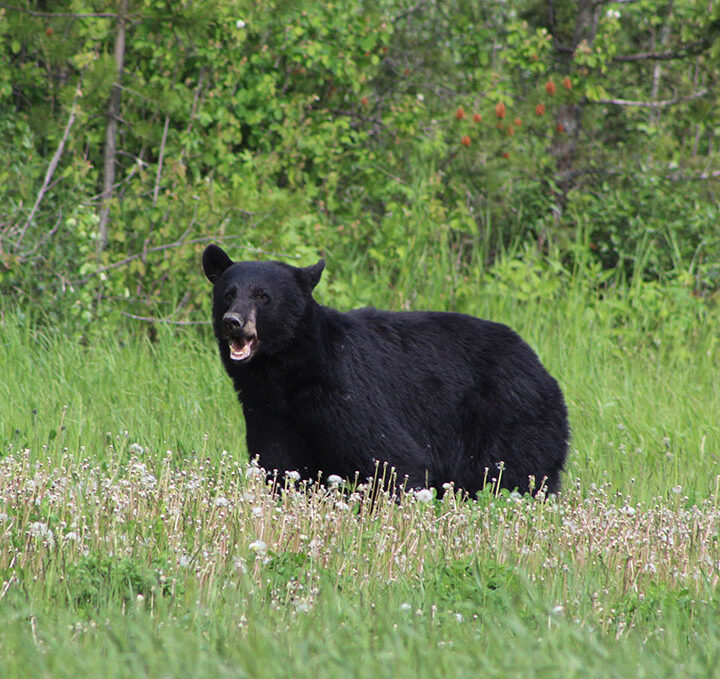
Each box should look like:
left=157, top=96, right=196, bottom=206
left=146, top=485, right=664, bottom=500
left=0, top=5, right=119, bottom=18
left=13, top=88, right=79, bottom=251
left=153, top=116, right=170, bottom=206
left=120, top=312, right=210, bottom=325
left=592, top=88, right=709, bottom=108
left=97, top=0, right=128, bottom=253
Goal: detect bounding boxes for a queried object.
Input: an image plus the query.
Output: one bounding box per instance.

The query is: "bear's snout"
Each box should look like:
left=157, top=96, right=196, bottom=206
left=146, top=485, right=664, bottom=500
left=222, top=311, right=256, bottom=339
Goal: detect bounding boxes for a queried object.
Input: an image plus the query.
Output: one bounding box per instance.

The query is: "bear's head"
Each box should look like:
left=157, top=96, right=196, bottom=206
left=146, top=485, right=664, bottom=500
left=202, top=244, right=324, bottom=364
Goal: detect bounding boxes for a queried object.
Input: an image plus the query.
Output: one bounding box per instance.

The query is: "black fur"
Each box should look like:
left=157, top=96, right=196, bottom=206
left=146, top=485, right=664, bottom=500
left=203, top=244, right=569, bottom=495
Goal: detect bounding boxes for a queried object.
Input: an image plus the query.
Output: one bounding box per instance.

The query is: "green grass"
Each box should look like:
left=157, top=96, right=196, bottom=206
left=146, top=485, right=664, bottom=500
left=1, top=269, right=719, bottom=678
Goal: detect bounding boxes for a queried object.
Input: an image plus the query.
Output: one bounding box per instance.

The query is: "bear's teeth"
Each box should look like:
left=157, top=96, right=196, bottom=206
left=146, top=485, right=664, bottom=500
left=229, top=341, right=251, bottom=361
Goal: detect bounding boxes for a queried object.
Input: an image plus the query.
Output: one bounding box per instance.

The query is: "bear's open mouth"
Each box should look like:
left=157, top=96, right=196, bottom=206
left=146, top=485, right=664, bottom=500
left=228, top=337, right=258, bottom=362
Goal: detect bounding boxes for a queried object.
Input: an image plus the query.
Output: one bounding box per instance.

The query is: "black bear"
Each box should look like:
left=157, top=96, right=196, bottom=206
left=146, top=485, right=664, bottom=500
left=203, top=244, right=569, bottom=496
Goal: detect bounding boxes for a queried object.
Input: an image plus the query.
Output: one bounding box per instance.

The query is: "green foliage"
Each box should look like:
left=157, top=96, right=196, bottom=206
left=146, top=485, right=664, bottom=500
left=0, top=0, right=717, bottom=331
left=66, top=555, right=171, bottom=609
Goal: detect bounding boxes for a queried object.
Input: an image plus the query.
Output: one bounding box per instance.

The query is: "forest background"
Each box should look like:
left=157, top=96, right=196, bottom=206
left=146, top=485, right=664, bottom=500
left=0, top=0, right=718, bottom=327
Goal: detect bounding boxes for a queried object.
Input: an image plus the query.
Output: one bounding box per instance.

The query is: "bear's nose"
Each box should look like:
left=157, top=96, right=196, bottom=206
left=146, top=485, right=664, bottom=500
left=222, top=312, right=244, bottom=333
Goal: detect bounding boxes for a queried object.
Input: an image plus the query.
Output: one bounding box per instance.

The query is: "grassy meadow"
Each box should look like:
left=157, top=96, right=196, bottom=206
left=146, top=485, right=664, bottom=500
left=1, top=265, right=719, bottom=678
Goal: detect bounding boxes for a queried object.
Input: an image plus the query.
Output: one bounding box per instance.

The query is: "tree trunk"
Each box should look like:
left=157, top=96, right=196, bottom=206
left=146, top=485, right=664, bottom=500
left=97, top=0, right=128, bottom=254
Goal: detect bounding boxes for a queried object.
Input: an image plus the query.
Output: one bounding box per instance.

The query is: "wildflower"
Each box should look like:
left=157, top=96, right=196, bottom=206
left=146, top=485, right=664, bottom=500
left=249, top=540, right=267, bottom=556
left=461, top=135, right=471, bottom=147
left=455, top=106, right=466, bottom=120
left=535, top=103, right=546, bottom=116
left=285, top=470, right=301, bottom=482
left=494, top=101, right=506, bottom=119
left=400, top=602, right=412, bottom=612
left=29, top=522, right=54, bottom=546
left=556, top=122, right=565, bottom=133
left=215, top=496, right=229, bottom=507
left=545, top=79, right=556, bottom=96
left=562, top=76, right=572, bottom=91
left=129, top=443, right=144, bottom=456
left=472, top=112, right=482, bottom=123
left=416, top=488, right=434, bottom=503
left=513, top=117, right=522, bottom=127
left=327, top=474, right=343, bottom=487
left=236, top=19, right=246, bottom=29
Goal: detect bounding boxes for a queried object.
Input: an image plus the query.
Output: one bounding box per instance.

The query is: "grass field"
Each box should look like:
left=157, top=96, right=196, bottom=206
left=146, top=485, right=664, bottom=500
left=1, top=270, right=719, bottom=678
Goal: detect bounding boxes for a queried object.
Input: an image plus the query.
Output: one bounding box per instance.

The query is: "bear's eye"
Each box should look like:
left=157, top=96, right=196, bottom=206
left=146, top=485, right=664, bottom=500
left=223, top=289, right=235, bottom=304
left=252, top=290, right=271, bottom=304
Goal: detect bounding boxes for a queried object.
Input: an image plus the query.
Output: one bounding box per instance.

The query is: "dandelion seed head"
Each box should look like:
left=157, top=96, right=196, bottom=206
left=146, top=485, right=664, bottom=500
left=415, top=488, right=433, bottom=503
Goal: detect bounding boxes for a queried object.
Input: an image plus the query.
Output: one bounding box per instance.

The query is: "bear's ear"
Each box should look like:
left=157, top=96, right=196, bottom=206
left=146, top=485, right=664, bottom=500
left=299, top=259, right=325, bottom=291
left=203, top=244, right=234, bottom=284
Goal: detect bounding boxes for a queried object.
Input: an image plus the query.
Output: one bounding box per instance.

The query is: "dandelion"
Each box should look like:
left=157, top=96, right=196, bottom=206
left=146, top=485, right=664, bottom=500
left=400, top=602, right=412, bottom=612
left=327, top=474, right=343, bottom=487
left=249, top=540, right=267, bottom=557
left=129, top=443, right=144, bottom=456
left=285, top=470, right=301, bottom=482
left=215, top=496, right=229, bottom=507
left=455, top=613, right=464, bottom=622
left=28, top=522, right=54, bottom=546
left=236, top=19, right=246, bottom=29
left=416, top=488, right=434, bottom=503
